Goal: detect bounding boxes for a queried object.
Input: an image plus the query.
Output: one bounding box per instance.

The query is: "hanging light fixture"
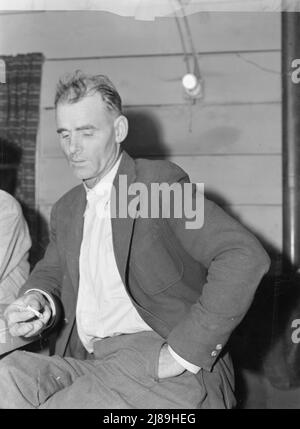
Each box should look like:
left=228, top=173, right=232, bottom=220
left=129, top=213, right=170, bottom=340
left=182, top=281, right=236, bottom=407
left=182, top=73, right=202, bottom=97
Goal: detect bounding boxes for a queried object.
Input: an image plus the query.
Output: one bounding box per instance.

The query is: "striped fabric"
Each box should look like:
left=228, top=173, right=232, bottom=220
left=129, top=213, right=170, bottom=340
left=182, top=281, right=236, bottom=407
left=0, top=53, right=44, bottom=266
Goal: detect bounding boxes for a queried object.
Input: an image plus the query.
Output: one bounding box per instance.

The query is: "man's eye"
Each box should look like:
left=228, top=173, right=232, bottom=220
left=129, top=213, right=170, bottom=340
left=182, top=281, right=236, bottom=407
left=83, top=131, right=94, bottom=137
left=60, top=133, right=70, bottom=140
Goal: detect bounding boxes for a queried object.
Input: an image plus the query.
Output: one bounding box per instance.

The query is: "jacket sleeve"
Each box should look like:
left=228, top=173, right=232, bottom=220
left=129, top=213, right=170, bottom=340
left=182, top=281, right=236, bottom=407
left=19, top=202, right=63, bottom=326
left=166, top=175, right=271, bottom=371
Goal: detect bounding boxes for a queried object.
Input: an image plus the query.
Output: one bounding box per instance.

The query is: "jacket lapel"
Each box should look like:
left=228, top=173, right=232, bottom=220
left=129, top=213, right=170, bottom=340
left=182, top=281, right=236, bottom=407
left=111, top=151, right=138, bottom=286
left=66, top=186, right=86, bottom=292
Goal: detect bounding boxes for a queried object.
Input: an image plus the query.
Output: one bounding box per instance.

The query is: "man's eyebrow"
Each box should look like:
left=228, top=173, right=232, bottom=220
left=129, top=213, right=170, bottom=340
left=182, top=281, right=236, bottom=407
left=56, top=124, right=97, bottom=134
left=75, top=125, right=97, bottom=131
left=56, top=128, right=68, bottom=134
left=56, top=125, right=97, bottom=134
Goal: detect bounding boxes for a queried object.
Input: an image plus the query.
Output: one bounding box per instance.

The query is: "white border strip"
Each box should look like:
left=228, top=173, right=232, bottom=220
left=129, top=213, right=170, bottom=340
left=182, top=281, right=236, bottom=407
left=0, top=0, right=298, bottom=18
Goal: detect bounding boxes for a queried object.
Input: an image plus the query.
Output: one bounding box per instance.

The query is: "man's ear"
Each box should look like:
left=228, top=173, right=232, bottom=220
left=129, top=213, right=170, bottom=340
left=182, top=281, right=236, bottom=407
left=114, top=115, right=128, bottom=144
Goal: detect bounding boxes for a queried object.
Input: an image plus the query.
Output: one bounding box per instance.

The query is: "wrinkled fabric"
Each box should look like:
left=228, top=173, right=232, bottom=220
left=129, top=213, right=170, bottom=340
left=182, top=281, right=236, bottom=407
left=0, top=190, right=31, bottom=305
left=0, top=331, right=205, bottom=409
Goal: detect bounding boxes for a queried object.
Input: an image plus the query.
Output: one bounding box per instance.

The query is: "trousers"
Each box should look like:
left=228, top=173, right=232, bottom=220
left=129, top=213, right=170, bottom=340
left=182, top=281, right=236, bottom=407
left=0, top=331, right=207, bottom=409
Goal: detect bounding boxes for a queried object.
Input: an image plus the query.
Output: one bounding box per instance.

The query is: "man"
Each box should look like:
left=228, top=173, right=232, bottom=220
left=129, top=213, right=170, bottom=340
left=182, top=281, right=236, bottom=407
left=0, top=139, right=31, bottom=305
left=0, top=71, right=270, bottom=409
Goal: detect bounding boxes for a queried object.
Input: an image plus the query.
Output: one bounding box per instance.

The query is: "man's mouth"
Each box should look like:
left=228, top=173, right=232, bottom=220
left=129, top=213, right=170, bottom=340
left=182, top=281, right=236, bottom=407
left=70, top=159, right=86, bottom=164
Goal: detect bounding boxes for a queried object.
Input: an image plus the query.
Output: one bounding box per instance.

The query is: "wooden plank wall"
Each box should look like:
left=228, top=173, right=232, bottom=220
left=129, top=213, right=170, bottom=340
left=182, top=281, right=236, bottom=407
left=0, top=11, right=282, bottom=252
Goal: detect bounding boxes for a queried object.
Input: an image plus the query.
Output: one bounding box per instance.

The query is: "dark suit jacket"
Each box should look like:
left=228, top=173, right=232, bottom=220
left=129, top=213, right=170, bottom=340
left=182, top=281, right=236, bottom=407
left=21, top=151, right=270, bottom=407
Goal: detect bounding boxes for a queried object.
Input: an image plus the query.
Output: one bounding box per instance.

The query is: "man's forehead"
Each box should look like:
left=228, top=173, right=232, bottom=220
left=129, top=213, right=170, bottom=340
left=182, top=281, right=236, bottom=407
left=56, top=93, right=112, bottom=123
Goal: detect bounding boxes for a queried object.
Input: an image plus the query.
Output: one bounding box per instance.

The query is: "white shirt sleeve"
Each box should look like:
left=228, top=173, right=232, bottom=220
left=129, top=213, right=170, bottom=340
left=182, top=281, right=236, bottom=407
left=168, top=345, right=201, bottom=374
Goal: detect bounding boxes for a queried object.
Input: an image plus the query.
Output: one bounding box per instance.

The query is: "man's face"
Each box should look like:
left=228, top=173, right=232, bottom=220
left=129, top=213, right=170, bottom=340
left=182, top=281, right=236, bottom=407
left=56, top=92, right=119, bottom=185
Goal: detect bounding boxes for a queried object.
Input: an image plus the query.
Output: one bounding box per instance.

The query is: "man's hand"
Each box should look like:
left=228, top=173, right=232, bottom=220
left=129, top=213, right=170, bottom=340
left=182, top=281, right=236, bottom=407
left=157, top=343, right=186, bottom=379
left=4, top=291, right=52, bottom=337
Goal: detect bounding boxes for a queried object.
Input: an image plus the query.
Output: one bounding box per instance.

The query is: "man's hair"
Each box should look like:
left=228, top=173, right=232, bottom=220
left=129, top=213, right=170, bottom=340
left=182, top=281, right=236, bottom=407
left=54, top=70, right=123, bottom=115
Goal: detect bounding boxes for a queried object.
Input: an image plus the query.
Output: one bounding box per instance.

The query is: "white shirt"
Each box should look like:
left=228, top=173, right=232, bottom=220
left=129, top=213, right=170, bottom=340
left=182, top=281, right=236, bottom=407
left=76, top=157, right=152, bottom=352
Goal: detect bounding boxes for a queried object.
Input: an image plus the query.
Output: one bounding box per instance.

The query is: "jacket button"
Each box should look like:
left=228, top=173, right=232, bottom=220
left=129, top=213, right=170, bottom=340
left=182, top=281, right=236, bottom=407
left=211, top=350, right=217, bottom=357
left=216, top=344, right=222, bottom=350
left=64, top=318, right=69, bottom=324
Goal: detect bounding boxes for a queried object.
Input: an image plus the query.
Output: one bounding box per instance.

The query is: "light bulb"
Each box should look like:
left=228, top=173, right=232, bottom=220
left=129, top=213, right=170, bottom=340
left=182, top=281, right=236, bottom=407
left=182, top=73, right=203, bottom=98
left=182, top=73, right=198, bottom=90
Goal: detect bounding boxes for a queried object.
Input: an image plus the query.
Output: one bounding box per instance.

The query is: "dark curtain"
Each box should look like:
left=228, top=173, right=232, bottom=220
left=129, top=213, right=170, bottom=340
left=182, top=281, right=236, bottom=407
left=0, top=53, right=44, bottom=266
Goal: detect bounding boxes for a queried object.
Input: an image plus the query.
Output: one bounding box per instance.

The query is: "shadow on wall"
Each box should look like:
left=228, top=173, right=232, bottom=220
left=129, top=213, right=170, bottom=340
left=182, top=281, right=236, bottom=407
left=122, top=110, right=241, bottom=158
left=123, top=109, right=170, bottom=158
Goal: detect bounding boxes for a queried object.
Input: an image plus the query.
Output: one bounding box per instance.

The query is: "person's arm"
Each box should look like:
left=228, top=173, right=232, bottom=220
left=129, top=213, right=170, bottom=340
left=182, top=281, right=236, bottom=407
left=168, top=346, right=200, bottom=373
left=0, top=196, right=30, bottom=281
left=5, top=202, right=63, bottom=337
left=20, top=202, right=63, bottom=300
left=165, top=174, right=270, bottom=372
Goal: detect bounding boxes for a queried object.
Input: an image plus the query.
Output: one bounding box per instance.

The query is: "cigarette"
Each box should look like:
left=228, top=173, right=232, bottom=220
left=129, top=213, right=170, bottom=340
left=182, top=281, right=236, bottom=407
left=26, top=305, right=43, bottom=319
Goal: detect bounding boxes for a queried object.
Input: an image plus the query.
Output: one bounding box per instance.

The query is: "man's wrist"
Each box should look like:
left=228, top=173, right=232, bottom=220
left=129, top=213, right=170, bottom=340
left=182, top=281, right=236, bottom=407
left=168, top=345, right=201, bottom=374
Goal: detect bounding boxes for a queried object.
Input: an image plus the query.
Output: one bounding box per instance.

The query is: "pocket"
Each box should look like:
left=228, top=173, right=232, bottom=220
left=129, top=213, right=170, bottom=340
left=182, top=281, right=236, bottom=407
left=151, top=341, right=189, bottom=383
left=151, top=340, right=166, bottom=382
left=131, top=232, right=184, bottom=295
left=101, top=347, right=154, bottom=388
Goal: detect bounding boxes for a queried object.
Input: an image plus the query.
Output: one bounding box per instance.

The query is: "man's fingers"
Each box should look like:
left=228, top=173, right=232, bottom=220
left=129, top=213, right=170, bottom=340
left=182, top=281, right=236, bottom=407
left=9, top=322, right=34, bottom=337
left=6, top=309, right=37, bottom=325
left=27, top=298, right=44, bottom=312
left=39, top=305, right=51, bottom=324
left=6, top=304, right=51, bottom=339
left=4, top=294, right=52, bottom=338
left=23, top=320, right=45, bottom=338
left=9, top=318, right=45, bottom=338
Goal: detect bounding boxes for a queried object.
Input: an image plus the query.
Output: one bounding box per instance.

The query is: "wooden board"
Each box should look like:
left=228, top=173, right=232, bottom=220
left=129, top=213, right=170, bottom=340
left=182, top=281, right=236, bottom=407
left=168, top=155, right=282, bottom=206
left=41, top=52, right=281, bottom=107
left=0, top=11, right=280, bottom=57
left=36, top=154, right=281, bottom=206
left=39, top=103, right=281, bottom=158
left=224, top=205, right=282, bottom=251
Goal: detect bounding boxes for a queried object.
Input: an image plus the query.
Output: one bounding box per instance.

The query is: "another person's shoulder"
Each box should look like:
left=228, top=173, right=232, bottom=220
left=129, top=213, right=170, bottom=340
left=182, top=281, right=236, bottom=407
left=0, top=190, right=22, bottom=217
left=134, top=157, right=188, bottom=184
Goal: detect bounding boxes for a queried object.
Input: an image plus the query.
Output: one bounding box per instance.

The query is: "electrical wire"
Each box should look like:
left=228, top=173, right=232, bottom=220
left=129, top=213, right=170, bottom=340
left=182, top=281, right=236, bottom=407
left=172, top=0, right=191, bottom=73
left=179, top=0, right=202, bottom=78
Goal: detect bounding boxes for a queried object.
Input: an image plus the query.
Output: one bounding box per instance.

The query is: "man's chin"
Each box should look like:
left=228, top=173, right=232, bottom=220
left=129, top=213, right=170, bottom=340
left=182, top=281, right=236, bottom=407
left=69, top=164, right=98, bottom=185
left=70, top=165, right=90, bottom=180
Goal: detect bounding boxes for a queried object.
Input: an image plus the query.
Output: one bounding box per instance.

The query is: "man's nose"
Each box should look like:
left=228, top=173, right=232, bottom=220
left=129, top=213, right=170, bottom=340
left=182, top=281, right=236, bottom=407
left=69, top=133, right=82, bottom=154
